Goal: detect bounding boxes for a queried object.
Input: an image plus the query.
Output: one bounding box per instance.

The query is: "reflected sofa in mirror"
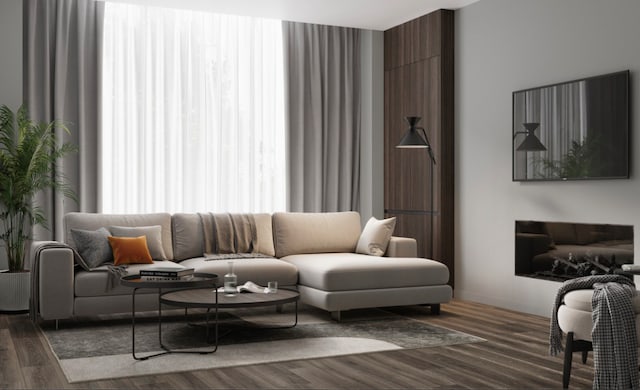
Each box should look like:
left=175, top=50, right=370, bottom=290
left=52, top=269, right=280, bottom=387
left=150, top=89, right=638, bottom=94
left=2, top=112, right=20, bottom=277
left=515, top=220, right=633, bottom=281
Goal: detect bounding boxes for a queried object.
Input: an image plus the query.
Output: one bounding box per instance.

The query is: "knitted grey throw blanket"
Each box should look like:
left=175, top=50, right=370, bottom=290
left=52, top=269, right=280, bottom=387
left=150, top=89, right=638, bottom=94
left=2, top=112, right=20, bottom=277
left=592, top=281, right=638, bottom=390
left=199, top=213, right=258, bottom=256
left=549, top=274, right=635, bottom=355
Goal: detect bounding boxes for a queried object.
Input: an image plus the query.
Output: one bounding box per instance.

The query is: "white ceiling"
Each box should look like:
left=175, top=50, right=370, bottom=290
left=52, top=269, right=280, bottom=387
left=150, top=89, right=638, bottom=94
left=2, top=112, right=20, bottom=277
left=108, top=0, right=481, bottom=30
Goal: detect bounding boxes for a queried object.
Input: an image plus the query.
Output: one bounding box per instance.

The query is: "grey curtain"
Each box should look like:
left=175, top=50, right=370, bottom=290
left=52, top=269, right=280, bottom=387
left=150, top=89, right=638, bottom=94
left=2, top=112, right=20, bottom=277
left=24, top=0, right=103, bottom=240
left=282, top=22, right=361, bottom=213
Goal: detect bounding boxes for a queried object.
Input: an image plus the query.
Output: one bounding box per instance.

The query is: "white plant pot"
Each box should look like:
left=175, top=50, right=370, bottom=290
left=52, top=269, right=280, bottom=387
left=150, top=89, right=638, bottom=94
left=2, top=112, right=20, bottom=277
left=0, top=271, right=31, bottom=311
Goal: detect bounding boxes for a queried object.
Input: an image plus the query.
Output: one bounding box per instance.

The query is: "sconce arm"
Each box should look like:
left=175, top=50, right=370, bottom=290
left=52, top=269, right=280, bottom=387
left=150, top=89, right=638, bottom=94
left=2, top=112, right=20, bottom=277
left=513, top=130, right=529, bottom=139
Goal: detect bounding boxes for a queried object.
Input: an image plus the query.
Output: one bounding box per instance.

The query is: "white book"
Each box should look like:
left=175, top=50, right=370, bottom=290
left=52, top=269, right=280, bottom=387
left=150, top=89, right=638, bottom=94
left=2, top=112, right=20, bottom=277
left=217, top=281, right=267, bottom=293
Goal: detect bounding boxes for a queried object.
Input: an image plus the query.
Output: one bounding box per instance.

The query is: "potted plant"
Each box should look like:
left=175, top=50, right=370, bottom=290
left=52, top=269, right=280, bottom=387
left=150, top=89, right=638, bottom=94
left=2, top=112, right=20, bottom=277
left=0, top=105, right=76, bottom=311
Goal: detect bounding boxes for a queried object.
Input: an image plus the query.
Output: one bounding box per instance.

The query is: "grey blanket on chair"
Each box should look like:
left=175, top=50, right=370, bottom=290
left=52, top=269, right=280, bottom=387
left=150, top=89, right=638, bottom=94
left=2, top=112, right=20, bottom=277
left=548, top=274, right=638, bottom=389
left=549, top=274, right=635, bottom=355
left=591, top=281, right=638, bottom=389
left=199, top=213, right=264, bottom=258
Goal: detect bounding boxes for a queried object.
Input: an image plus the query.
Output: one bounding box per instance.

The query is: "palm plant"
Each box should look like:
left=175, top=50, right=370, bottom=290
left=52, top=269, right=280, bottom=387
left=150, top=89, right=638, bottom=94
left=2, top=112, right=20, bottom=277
left=0, top=105, right=77, bottom=272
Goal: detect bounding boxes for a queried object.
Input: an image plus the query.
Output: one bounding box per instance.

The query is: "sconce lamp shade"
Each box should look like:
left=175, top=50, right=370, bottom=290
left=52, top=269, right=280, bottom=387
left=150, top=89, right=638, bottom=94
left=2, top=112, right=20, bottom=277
left=396, top=116, right=436, bottom=164
left=515, top=122, right=546, bottom=152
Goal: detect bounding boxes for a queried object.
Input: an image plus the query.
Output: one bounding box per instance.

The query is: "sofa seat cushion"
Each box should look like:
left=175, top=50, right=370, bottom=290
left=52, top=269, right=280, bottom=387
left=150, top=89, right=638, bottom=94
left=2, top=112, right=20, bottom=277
left=180, top=257, right=298, bottom=286
left=558, top=304, right=640, bottom=342
left=563, top=289, right=640, bottom=313
left=75, top=260, right=187, bottom=297
left=280, top=253, right=449, bottom=292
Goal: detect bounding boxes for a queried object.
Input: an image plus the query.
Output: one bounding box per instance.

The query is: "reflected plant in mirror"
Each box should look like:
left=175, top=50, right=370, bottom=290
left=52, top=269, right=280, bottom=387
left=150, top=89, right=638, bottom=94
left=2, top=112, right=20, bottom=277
left=530, top=134, right=612, bottom=179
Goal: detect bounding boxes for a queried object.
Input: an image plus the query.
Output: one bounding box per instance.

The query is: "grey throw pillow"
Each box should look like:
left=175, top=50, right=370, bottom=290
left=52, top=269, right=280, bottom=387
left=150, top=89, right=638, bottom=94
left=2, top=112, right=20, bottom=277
left=109, top=225, right=168, bottom=260
left=70, top=227, right=113, bottom=268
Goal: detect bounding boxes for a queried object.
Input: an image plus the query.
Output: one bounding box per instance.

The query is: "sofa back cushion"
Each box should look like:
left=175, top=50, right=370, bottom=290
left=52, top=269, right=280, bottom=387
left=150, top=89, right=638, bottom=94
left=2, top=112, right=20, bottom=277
left=172, top=213, right=203, bottom=261
left=272, top=212, right=361, bottom=258
left=253, top=214, right=276, bottom=256
left=172, top=213, right=276, bottom=261
left=545, top=222, right=577, bottom=245
left=64, top=212, right=174, bottom=260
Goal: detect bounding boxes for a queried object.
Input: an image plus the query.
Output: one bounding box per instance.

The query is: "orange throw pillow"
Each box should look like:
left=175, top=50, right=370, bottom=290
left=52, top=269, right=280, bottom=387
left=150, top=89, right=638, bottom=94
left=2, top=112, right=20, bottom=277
left=108, top=235, right=153, bottom=266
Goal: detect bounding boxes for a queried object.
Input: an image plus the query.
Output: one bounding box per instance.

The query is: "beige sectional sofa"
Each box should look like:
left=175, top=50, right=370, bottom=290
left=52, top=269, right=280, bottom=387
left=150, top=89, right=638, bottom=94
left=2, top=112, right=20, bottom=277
left=31, top=211, right=452, bottom=323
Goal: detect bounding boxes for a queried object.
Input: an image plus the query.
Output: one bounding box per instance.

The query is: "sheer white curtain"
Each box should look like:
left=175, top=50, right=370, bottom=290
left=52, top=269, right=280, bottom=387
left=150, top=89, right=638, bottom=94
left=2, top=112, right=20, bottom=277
left=101, top=3, right=285, bottom=213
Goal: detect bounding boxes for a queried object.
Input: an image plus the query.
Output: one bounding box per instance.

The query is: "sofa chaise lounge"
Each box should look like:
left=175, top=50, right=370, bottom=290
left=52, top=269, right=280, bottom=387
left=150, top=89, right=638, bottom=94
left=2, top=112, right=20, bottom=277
left=31, top=211, right=452, bottom=323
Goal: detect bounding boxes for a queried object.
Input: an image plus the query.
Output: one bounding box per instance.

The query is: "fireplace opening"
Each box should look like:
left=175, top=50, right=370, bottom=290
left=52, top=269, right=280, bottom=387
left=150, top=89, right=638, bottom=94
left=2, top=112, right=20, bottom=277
left=515, top=220, right=634, bottom=281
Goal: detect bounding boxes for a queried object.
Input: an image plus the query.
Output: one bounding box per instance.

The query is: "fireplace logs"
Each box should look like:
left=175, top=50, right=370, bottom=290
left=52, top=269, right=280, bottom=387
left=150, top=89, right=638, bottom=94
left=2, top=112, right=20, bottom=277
left=551, top=253, right=617, bottom=278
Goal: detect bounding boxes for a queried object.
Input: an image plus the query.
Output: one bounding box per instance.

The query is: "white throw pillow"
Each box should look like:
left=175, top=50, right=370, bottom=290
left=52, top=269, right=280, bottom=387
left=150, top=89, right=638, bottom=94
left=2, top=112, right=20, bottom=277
left=356, top=217, right=396, bottom=256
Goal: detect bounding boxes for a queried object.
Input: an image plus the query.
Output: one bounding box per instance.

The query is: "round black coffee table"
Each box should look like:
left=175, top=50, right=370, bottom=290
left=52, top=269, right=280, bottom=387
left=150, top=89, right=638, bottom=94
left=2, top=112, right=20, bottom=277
left=120, top=272, right=218, bottom=360
left=160, top=288, right=300, bottom=349
left=161, top=288, right=299, bottom=309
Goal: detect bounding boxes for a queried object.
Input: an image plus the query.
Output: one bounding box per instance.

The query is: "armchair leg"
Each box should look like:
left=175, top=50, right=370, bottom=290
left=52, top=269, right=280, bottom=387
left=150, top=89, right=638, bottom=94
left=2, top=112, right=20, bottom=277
left=563, top=332, right=574, bottom=389
left=562, top=332, right=592, bottom=389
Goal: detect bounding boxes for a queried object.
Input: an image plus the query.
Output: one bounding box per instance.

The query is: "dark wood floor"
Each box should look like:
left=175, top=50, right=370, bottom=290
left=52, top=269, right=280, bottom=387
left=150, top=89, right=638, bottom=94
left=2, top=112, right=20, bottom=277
left=0, top=299, right=594, bottom=389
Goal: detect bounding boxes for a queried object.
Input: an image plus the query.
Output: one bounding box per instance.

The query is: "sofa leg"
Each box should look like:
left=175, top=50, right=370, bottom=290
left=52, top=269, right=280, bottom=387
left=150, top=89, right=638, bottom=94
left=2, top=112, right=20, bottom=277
left=431, top=304, right=441, bottom=315
left=331, top=311, right=341, bottom=322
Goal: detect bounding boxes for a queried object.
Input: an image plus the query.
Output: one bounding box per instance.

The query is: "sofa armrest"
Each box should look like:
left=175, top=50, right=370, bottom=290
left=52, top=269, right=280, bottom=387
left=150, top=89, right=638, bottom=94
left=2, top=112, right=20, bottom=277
left=385, top=236, right=417, bottom=258
left=31, top=241, right=74, bottom=321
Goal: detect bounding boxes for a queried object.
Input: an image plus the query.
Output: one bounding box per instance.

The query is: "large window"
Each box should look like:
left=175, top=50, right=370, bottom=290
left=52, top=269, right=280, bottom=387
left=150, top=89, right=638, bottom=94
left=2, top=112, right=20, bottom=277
left=101, top=3, right=285, bottom=213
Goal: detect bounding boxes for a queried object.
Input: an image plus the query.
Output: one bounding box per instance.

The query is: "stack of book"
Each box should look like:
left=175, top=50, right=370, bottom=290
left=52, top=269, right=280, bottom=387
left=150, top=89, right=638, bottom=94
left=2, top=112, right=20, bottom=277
left=139, top=267, right=195, bottom=281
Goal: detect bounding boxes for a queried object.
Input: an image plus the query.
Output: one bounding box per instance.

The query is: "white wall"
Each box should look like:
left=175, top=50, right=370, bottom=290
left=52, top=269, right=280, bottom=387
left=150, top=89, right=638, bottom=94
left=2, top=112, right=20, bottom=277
left=456, top=0, right=640, bottom=316
left=0, top=0, right=23, bottom=270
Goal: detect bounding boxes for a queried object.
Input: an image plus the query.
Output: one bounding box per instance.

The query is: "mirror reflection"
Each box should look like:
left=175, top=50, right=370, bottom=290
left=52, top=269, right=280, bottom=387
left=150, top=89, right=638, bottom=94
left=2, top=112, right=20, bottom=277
left=512, top=71, right=628, bottom=181
left=515, top=220, right=633, bottom=281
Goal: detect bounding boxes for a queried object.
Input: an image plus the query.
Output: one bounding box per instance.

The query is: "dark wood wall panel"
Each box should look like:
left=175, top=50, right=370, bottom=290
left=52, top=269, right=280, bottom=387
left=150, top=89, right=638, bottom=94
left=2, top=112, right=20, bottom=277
left=383, top=11, right=443, bottom=70
left=384, top=9, right=454, bottom=287
left=385, top=213, right=432, bottom=258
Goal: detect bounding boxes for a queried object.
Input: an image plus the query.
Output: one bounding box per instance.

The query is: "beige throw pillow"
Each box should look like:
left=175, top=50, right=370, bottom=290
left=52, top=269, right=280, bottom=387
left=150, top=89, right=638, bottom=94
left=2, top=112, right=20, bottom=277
left=356, top=217, right=396, bottom=256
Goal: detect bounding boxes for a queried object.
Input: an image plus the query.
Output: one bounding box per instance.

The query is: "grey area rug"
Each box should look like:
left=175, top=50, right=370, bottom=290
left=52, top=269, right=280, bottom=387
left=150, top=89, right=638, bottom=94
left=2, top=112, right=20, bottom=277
left=42, top=306, right=485, bottom=383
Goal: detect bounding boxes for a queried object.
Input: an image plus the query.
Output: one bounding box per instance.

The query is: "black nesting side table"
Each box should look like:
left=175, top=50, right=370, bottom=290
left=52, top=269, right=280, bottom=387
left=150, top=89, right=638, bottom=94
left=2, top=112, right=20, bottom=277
left=120, top=272, right=218, bottom=360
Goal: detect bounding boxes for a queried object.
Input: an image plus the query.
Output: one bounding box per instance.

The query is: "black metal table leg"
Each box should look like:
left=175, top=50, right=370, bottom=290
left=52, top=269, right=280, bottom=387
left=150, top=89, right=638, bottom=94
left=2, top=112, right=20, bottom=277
left=203, top=287, right=219, bottom=352
left=158, top=289, right=218, bottom=356
left=131, top=287, right=169, bottom=360
left=122, top=273, right=219, bottom=360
